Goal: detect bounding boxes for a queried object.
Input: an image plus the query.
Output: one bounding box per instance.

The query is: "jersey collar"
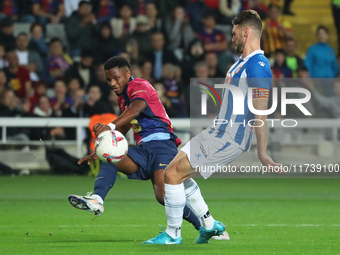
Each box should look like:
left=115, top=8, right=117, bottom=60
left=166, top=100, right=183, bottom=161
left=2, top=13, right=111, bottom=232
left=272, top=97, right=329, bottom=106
left=239, top=49, right=264, bottom=61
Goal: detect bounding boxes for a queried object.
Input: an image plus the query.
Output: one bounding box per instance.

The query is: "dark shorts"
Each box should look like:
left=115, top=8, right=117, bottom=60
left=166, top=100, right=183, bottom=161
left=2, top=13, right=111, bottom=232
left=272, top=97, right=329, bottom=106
left=126, top=139, right=178, bottom=181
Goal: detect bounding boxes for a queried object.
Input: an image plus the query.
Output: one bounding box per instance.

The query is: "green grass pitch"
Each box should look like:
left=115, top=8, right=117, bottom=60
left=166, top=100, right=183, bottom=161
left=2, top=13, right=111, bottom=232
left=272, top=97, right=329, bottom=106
left=0, top=176, right=339, bottom=255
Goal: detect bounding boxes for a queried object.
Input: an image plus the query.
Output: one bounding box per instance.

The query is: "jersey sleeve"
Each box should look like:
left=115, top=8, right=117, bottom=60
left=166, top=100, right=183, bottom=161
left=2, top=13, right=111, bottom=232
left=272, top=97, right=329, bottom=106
left=128, top=81, right=150, bottom=104
left=247, top=58, right=272, bottom=100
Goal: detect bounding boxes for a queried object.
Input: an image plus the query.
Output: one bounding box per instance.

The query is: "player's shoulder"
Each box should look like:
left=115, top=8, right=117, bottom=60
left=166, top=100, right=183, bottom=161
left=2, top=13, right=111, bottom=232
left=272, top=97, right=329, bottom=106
left=128, top=78, right=152, bottom=91
left=247, top=52, right=270, bottom=69
left=245, top=52, right=271, bottom=78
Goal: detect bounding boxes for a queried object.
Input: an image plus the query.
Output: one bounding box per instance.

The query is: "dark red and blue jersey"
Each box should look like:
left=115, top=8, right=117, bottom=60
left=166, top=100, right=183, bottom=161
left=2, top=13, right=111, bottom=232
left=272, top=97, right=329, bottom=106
left=197, top=29, right=226, bottom=54
left=118, top=78, right=181, bottom=147
left=33, top=0, right=63, bottom=15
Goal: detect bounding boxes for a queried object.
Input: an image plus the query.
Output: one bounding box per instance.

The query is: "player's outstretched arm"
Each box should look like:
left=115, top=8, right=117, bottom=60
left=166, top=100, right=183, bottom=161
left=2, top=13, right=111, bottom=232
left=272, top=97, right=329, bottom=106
left=93, top=99, right=147, bottom=137
left=253, top=98, right=282, bottom=171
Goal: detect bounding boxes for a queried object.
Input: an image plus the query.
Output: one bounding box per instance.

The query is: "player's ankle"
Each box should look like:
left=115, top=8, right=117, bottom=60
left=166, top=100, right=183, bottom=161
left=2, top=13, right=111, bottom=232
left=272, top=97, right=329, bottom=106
left=92, top=194, right=104, bottom=204
left=166, top=226, right=181, bottom=239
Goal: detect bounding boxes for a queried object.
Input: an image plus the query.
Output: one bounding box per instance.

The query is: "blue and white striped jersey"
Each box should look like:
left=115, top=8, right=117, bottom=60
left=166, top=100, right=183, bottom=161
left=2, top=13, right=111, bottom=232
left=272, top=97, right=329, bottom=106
left=207, top=49, right=272, bottom=152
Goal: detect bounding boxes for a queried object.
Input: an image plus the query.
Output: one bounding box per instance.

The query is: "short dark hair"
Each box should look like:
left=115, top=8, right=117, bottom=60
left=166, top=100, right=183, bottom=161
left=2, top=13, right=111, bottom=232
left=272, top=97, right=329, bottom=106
left=81, top=48, right=93, bottom=58
left=232, top=10, right=262, bottom=33
left=104, top=56, right=132, bottom=71
left=79, top=0, right=90, bottom=8
left=297, top=66, right=308, bottom=73
left=202, top=11, right=216, bottom=20
left=49, top=37, right=62, bottom=46
left=316, top=25, right=329, bottom=34
left=17, top=32, right=28, bottom=38
left=30, top=23, right=41, bottom=33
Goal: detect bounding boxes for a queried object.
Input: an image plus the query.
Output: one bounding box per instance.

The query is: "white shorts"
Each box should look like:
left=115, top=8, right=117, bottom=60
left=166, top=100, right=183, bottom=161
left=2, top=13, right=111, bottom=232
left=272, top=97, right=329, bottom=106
left=181, top=132, right=244, bottom=179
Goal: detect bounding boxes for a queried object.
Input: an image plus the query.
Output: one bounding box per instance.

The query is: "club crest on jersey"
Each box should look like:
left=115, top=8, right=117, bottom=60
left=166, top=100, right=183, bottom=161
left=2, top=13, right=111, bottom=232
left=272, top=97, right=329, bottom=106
left=225, top=72, right=232, bottom=85
left=234, top=65, right=243, bottom=74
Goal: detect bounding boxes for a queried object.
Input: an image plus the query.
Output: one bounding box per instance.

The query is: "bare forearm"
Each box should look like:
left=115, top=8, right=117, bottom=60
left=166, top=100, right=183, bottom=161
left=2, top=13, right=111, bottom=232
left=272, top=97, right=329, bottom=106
left=255, top=115, right=268, bottom=157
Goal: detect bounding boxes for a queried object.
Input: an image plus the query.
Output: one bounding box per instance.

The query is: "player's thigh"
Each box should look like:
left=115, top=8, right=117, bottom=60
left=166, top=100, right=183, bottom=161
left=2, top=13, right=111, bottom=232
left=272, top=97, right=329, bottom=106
left=164, top=151, right=197, bottom=185
left=152, top=169, right=165, bottom=205
left=115, top=155, right=139, bottom=175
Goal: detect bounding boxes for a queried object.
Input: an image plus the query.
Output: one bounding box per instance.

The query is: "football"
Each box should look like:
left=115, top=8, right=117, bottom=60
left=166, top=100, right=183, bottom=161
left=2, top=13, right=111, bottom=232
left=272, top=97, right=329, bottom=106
left=95, top=130, right=128, bottom=164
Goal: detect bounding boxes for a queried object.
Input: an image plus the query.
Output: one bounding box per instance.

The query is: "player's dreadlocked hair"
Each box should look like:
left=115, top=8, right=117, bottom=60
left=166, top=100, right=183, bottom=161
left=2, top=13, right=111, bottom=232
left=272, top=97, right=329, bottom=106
left=232, top=10, right=262, bottom=34
left=104, top=56, right=132, bottom=71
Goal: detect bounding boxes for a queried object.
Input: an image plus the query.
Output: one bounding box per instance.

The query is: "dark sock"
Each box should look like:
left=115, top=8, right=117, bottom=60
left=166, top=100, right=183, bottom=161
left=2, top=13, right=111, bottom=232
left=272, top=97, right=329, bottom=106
left=183, top=205, right=201, bottom=230
left=94, top=162, right=117, bottom=201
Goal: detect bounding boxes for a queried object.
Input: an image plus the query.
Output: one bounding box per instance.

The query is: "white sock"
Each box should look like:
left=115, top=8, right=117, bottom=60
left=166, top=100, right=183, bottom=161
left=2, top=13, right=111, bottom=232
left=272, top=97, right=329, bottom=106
left=184, top=178, right=215, bottom=230
left=164, top=183, right=186, bottom=239
left=92, top=194, right=104, bottom=204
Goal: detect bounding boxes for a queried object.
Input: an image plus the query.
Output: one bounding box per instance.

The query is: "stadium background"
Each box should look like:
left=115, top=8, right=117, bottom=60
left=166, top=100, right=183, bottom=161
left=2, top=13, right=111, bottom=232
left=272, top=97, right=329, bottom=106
left=0, top=1, right=339, bottom=254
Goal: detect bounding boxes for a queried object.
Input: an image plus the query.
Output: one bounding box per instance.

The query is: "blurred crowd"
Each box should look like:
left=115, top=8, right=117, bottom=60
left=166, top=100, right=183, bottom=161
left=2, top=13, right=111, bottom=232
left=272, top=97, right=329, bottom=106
left=0, top=0, right=339, bottom=141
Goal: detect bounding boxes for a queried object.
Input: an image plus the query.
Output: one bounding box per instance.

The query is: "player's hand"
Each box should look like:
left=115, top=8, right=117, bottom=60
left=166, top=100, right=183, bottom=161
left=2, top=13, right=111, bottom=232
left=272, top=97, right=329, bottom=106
left=77, top=152, right=98, bottom=165
left=93, top=123, right=111, bottom=137
left=258, top=153, right=282, bottom=173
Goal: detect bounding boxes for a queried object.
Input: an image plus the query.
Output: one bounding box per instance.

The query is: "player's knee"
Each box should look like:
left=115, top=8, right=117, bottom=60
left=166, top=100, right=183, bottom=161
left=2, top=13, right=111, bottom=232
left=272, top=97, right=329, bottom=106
left=164, top=161, right=181, bottom=185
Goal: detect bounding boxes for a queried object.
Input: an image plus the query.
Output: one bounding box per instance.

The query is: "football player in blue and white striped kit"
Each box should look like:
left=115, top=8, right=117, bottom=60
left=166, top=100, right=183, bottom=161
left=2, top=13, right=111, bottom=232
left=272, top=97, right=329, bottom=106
left=143, top=10, right=282, bottom=245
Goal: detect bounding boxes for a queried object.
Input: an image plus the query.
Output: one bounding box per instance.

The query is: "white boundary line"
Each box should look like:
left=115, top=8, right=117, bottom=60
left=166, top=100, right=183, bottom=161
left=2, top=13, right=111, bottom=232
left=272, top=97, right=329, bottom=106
left=0, top=224, right=339, bottom=228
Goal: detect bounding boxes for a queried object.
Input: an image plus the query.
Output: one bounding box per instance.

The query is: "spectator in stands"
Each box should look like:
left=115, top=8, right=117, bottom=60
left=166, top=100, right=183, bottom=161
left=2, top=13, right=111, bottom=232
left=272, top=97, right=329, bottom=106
left=185, top=0, right=211, bottom=32
left=28, top=23, right=49, bottom=64
left=65, top=0, right=96, bottom=57
left=131, top=64, right=142, bottom=78
left=262, top=4, right=292, bottom=56
left=93, top=63, right=111, bottom=101
left=67, top=77, right=81, bottom=97
left=145, top=2, right=162, bottom=32
left=50, top=80, right=73, bottom=117
left=116, top=0, right=155, bottom=17
left=153, top=80, right=174, bottom=116
left=205, top=52, right=224, bottom=78
left=125, top=38, right=140, bottom=64
left=0, top=88, right=30, bottom=141
left=29, top=80, right=48, bottom=112
left=272, top=49, right=292, bottom=79
left=181, top=39, right=205, bottom=85
left=242, top=0, right=268, bottom=19
left=0, top=43, right=8, bottom=68
left=197, top=11, right=228, bottom=54
left=62, top=88, right=86, bottom=118
left=90, top=0, right=117, bottom=23
left=140, top=59, right=154, bottom=83
left=83, top=85, right=112, bottom=117
left=285, top=38, right=304, bottom=78
left=65, top=49, right=96, bottom=90
left=0, top=0, right=19, bottom=21
left=15, top=33, right=43, bottom=81
left=110, top=5, right=136, bottom=40
left=332, top=0, right=340, bottom=55
left=303, top=78, right=340, bottom=118
left=0, top=17, right=15, bottom=51
left=163, top=6, right=195, bottom=52
left=0, top=69, right=8, bottom=95
left=48, top=37, right=72, bottom=81
left=31, top=0, right=65, bottom=25
left=305, top=26, right=339, bottom=79
left=31, top=95, right=66, bottom=140
left=145, top=32, right=179, bottom=79
left=4, top=51, right=32, bottom=100
left=161, top=63, right=184, bottom=117
left=158, top=0, right=185, bottom=18
left=108, top=90, right=119, bottom=115
left=130, top=15, right=152, bottom=56
left=119, top=51, right=131, bottom=62
left=218, top=0, right=241, bottom=24
left=92, top=22, right=123, bottom=64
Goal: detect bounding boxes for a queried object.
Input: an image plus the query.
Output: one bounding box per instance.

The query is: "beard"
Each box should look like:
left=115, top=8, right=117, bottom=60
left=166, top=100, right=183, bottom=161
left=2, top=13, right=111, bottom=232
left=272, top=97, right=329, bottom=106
left=234, top=42, right=244, bottom=53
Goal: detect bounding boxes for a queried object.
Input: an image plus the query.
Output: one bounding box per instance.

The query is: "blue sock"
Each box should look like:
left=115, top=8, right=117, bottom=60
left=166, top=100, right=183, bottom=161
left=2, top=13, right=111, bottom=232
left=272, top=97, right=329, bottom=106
left=94, top=162, right=117, bottom=201
left=183, top=205, right=201, bottom=230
